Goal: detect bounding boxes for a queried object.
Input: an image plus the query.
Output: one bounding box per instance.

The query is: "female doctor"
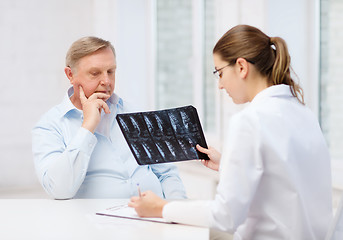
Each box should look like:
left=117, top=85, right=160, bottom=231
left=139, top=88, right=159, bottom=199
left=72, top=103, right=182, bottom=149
left=128, top=25, right=333, bottom=239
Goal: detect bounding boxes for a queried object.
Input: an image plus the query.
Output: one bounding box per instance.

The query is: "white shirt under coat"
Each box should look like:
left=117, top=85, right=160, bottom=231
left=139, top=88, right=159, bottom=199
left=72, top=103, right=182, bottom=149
left=163, top=84, right=332, bottom=240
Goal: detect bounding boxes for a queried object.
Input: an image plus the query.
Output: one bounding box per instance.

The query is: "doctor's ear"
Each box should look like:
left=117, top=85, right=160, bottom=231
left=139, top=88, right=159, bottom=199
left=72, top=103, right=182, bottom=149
left=236, top=58, right=249, bottom=79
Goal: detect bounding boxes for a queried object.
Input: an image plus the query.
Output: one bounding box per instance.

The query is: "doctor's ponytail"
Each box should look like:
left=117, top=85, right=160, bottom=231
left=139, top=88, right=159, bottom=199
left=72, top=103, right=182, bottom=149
left=213, top=25, right=304, bottom=104
left=270, top=37, right=304, bottom=104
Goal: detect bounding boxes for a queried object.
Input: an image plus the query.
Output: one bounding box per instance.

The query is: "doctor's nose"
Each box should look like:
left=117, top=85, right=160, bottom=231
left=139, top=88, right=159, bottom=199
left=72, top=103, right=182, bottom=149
left=218, top=80, right=224, bottom=90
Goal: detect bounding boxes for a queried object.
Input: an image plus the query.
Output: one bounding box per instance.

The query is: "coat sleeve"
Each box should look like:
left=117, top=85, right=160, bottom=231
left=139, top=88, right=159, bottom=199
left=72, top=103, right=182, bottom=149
left=163, top=200, right=211, bottom=226
left=209, top=113, right=263, bottom=232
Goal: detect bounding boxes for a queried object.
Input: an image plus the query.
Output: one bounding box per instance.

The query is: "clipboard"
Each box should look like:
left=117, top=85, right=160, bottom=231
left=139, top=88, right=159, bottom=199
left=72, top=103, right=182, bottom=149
left=116, top=105, right=209, bottom=165
left=96, top=204, right=173, bottom=224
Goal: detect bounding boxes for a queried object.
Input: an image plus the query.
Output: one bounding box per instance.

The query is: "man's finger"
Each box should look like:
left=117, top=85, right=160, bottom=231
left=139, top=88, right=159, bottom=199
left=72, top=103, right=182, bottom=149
left=97, top=100, right=111, bottom=114
left=88, top=92, right=111, bottom=101
left=79, top=86, right=87, bottom=101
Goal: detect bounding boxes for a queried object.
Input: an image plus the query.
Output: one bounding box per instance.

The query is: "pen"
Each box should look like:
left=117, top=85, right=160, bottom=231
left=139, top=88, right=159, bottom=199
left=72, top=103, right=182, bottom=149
left=137, top=183, right=142, bottom=198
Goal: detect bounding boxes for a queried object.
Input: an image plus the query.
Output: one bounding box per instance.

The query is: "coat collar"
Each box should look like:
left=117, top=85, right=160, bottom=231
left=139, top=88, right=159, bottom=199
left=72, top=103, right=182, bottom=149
left=250, top=84, right=295, bottom=106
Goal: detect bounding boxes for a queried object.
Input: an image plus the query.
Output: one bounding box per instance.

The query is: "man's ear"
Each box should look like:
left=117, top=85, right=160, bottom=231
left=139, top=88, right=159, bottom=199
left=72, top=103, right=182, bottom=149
left=236, top=57, right=249, bottom=79
left=64, top=67, right=74, bottom=84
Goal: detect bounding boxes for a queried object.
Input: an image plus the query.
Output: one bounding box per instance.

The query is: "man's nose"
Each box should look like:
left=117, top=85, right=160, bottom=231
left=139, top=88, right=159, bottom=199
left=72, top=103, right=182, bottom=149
left=101, top=75, right=111, bottom=85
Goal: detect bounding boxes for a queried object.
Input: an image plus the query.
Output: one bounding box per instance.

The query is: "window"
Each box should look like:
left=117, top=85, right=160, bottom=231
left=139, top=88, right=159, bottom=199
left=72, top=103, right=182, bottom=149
left=320, top=0, right=343, bottom=162
left=155, top=0, right=216, bottom=132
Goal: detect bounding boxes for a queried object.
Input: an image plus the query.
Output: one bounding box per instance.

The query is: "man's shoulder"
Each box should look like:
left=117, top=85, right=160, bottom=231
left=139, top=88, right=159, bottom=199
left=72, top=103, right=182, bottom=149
left=116, top=97, right=138, bottom=113
left=34, top=101, right=69, bottom=129
left=110, top=93, right=144, bottom=114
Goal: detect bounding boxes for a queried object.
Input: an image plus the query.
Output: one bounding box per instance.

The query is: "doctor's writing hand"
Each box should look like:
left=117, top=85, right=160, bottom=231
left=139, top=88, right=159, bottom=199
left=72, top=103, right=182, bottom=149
left=79, top=86, right=111, bottom=133
left=196, top=144, right=221, bottom=171
left=128, top=190, right=167, bottom=218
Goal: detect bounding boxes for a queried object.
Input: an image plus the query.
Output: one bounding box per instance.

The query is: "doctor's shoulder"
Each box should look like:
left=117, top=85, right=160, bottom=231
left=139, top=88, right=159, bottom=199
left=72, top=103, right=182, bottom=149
left=225, top=108, right=261, bottom=136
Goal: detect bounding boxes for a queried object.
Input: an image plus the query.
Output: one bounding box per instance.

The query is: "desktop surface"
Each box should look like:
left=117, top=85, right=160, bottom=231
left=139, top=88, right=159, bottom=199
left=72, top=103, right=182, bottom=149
left=0, top=199, right=209, bottom=240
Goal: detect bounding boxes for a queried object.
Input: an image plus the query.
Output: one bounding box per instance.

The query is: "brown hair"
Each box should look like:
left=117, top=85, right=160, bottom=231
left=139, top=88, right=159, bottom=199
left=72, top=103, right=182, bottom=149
left=213, top=25, right=304, bottom=104
left=66, top=36, right=116, bottom=70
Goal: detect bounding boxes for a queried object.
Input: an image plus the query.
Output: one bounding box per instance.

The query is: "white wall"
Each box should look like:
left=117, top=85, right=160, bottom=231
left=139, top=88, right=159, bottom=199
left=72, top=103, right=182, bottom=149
left=111, top=0, right=153, bottom=110
left=266, top=0, right=319, bottom=114
left=0, top=0, right=151, bottom=193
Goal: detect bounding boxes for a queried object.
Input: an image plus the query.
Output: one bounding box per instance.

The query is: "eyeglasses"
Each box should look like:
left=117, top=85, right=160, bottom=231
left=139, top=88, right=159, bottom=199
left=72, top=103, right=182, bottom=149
left=213, top=59, right=255, bottom=80
left=213, top=64, right=230, bottom=80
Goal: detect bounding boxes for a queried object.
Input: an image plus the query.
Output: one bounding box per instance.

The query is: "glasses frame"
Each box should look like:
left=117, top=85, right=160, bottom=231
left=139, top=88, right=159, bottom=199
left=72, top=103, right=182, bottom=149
left=213, top=59, right=255, bottom=80
left=213, top=64, right=230, bottom=80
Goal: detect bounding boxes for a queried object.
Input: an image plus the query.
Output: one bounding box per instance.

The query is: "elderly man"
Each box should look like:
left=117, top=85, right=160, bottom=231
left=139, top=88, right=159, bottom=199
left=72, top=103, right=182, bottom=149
left=32, top=37, right=186, bottom=199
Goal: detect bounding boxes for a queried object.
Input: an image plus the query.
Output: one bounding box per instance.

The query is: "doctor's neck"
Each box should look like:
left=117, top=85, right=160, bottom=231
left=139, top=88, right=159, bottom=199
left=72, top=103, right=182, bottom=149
left=246, top=72, right=271, bottom=102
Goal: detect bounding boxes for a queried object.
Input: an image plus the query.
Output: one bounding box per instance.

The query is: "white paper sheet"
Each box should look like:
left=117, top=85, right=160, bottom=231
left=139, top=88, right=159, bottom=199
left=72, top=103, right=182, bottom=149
left=96, top=204, right=173, bottom=224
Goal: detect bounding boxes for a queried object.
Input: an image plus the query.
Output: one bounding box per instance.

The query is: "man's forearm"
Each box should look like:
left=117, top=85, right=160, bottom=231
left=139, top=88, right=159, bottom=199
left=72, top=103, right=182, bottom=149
left=151, top=164, right=187, bottom=199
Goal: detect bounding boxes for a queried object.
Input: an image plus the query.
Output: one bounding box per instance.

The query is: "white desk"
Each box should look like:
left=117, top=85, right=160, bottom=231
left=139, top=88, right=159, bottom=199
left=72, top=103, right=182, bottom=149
left=0, top=199, right=209, bottom=240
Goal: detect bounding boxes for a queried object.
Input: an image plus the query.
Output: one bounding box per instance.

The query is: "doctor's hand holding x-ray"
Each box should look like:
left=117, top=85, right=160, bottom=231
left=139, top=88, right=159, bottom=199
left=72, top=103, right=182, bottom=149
left=196, top=145, right=221, bottom=171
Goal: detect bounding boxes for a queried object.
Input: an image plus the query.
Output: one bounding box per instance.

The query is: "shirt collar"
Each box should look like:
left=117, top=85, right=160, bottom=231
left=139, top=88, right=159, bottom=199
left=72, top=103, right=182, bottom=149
left=59, top=87, right=121, bottom=118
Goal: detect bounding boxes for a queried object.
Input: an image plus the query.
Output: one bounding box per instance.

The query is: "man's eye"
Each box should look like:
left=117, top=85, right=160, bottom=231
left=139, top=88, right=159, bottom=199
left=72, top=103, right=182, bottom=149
left=108, top=70, right=114, bottom=74
left=91, top=72, right=100, bottom=76
left=219, top=72, right=223, bottom=78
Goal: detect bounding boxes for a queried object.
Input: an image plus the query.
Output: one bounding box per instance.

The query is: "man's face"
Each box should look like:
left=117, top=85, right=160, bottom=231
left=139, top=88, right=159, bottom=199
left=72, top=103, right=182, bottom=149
left=68, top=47, right=116, bottom=102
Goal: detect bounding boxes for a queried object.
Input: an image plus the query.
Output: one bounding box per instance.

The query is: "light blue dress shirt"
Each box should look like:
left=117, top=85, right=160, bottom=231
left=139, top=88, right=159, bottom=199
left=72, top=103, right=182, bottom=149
left=32, top=87, right=187, bottom=199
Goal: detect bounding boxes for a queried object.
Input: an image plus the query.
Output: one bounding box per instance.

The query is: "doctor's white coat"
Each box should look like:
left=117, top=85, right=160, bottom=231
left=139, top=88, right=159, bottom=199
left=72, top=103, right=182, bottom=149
left=163, top=85, right=332, bottom=240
